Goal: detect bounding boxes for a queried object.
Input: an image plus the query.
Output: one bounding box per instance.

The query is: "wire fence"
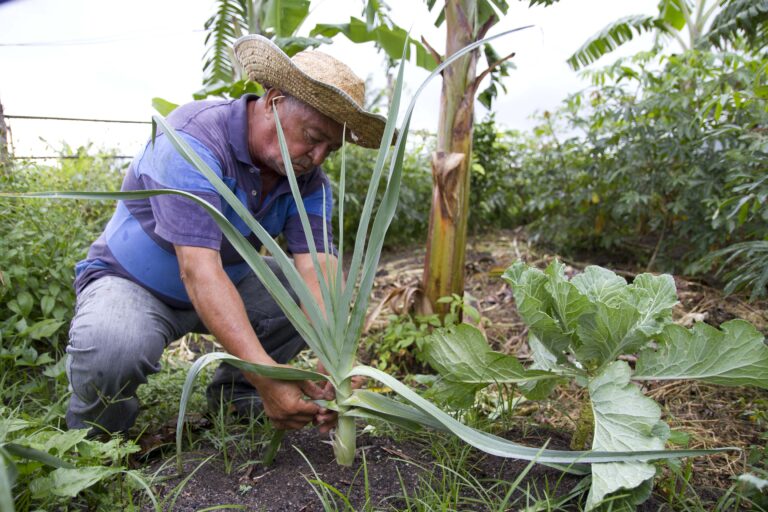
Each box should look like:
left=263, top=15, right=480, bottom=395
left=1, top=113, right=148, bottom=161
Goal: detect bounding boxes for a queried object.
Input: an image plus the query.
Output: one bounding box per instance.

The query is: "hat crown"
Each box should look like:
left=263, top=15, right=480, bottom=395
left=291, top=50, right=366, bottom=108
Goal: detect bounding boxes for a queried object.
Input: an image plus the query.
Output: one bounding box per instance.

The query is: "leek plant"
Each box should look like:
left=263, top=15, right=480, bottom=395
left=0, top=31, right=729, bottom=475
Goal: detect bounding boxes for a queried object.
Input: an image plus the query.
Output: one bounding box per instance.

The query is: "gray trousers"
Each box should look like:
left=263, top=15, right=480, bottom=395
left=65, top=259, right=305, bottom=434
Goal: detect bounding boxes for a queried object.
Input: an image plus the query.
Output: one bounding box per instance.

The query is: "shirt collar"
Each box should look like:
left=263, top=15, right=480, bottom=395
left=228, top=94, right=259, bottom=167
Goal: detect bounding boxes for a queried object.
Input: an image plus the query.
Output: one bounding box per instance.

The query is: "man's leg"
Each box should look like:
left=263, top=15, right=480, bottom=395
left=66, top=276, right=189, bottom=434
left=206, top=258, right=307, bottom=416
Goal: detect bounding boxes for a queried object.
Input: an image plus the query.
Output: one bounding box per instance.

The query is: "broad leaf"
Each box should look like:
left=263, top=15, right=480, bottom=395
left=544, top=261, right=594, bottom=334
left=575, top=302, right=644, bottom=368
left=263, top=0, right=310, bottom=37
left=635, top=320, right=768, bottom=389
left=423, top=324, right=557, bottom=385
left=626, top=273, right=677, bottom=337
left=350, top=365, right=726, bottom=466
left=30, top=466, right=119, bottom=498
left=503, top=262, right=572, bottom=360
left=587, top=361, right=667, bottom=510
left=519, top=333, right=565, bottom=400
left=311, top=17, right=438, bottom=71
left=571, top=266, right=628, bottom=308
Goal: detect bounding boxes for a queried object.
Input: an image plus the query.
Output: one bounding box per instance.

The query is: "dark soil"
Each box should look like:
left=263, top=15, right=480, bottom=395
left=146, top=425, right=607, bottom=511
left=143, top=229, right=767, bottom=511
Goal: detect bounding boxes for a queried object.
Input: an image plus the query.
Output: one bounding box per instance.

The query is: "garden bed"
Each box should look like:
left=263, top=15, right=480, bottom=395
left=140, top=229, right=767, bottom=510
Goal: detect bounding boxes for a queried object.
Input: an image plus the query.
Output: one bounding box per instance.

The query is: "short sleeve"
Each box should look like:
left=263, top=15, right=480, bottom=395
left=134, top=132, right=224, bottom=249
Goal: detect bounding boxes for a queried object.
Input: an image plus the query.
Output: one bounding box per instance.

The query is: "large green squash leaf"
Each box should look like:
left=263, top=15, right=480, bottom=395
left=634, top=320, right=768, bottom=388
left=587, top=361, right=668, bottom=510
left=423, top=324, right=560, bottom=406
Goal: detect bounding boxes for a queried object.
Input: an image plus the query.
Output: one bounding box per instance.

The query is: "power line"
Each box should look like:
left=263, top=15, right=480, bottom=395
left=4, top=115, right=151, bottom=125
left=0, top=29, right=206, bottom=47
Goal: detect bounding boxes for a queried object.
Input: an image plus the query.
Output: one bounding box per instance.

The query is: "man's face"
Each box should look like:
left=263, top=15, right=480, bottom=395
left=251, top=93, right=344, bottom=176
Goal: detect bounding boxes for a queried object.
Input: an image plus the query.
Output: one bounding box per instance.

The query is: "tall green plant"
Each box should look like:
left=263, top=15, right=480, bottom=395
left=0, top=34, right=728, bottom=474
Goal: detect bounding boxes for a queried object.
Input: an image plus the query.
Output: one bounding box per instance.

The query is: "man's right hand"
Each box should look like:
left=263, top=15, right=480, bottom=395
left=248, top=372, right=326, bottom=430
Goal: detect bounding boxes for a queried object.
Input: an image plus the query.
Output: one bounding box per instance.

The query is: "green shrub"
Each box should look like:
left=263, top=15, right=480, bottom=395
left=512, top=48, right=767, bottom=295
left=0, top=147, right=122, bottom=374
left=323, top=131, right=434, bottom=250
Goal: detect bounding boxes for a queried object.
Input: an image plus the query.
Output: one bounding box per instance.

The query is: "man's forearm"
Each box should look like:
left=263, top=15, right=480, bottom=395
left=176, top=245, right=275, bottom=370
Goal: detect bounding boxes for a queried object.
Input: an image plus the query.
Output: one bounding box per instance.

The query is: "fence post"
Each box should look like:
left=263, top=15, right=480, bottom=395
left=0, top=97, right=9, bottom=167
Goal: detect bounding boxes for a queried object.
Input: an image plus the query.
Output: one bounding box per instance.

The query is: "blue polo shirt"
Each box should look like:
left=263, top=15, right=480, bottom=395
left=74, top=95, right=335, bottom=308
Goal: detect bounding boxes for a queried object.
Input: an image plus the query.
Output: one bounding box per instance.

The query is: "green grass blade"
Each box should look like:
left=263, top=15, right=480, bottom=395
left=347, top=365, right=735, bottom=465
left=338, top=48, right=405, bottom=343
left=334, top=125, right=347, bottom=342
left=271, top=108, right=335, bottom=344
left=151, top=115, right=330, bottom=354
left=344, top=390, right=445, bottom=431
left=0, top=448, right=16, bottom=512
left=4, top=442, right=75, bottom=469
left=1, top=190, right=335, bottom=371
left=176, top=352, right=327, bottom=472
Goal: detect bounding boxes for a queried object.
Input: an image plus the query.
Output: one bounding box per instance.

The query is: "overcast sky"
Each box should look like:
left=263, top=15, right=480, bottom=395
left=0, top=0, right=659, bottom=157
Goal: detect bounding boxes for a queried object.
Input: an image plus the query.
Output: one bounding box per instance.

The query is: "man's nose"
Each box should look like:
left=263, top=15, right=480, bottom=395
left=310, top=144, right=331, bottom=166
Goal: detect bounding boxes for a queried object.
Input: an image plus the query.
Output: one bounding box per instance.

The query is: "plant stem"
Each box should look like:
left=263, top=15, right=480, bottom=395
left=333, top=380, right=356, bottom=466
left=570, top=394, right=595, bottom=451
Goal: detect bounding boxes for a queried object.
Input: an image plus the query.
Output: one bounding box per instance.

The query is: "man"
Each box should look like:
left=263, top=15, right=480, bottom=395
left=66, top=35, right=387, bottom=435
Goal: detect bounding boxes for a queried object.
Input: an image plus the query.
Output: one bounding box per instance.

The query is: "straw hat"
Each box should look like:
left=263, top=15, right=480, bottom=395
left=234, top=34, right=388, bottom=149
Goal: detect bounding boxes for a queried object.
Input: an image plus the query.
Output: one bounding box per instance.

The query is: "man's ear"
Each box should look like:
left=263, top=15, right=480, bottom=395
left=264, top=88, right=285, bottom=116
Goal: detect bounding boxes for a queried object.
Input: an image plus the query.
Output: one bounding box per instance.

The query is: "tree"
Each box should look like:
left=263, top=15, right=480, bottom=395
left=568, top=0, right=768, bottom=70
left=198, top=0, right=331, bottom=99
left=314, top=1, right=553, bottom=316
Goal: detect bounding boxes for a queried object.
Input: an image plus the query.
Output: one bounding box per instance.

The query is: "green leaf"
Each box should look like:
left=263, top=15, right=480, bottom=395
left=30, top=466, right=118, bottom=498
left=263, top=0, right=310, bottom=38
left=23, top=319, right=64, bottom=341
left=40, top=295, right=55, bottom=317
left=0, top=448, right=15, bottom=512
left=350, top=365, right=726, bottom=466
left=423, top=324, right=559, bottom=389
left=519, top=334, right=566, bottom=400
left=626, top=273, right=677, bottom=336
left=586, top=361, right=667, bottom=510
left=575, top=302, right=644, bottom=368
left=151, top=97, right=179, bottom=116
left=571, top=266, right=628, bottom=308
left=16, top=291, right=33, bottom=317
left=567, top=15, right=659, bottom=70
left=544, top=261, right=594, bottom=333
left=634, top=320, right=768, bottom=388
left=502, top=262, right=572, bottom=360
left=311, top=17, right=438, bottom=71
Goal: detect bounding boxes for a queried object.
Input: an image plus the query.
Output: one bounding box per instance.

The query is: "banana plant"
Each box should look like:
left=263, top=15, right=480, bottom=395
left=0, top=32, right=730, bottom=475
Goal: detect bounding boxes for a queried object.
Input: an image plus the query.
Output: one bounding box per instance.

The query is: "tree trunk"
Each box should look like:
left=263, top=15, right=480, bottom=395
left=0, top=97, right=10, bottom=168
left=421, top=0, right=479, bottom=317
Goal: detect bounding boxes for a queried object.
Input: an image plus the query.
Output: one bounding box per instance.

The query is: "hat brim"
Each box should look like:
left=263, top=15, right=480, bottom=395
left=234, top=35, right=391, bottom=149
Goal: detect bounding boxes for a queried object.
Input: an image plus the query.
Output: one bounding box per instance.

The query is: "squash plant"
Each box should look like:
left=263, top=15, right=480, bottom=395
left=424, top=260, right=768, bottom=509
left=0, top=33, right=727, bottom=480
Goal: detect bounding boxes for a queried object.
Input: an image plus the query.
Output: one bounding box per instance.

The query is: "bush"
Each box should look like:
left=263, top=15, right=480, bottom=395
left=511, top=48, right=767, bottom=295
left=0, top=147, right=123, bottom=375
left=323, top=132, right=434, bottom=250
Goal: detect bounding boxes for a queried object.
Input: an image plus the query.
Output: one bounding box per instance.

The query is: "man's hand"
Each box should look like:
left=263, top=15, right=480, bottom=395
left=249, top=372, right=328, bottom=430
left=312, top=362, right=366, bottom=434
